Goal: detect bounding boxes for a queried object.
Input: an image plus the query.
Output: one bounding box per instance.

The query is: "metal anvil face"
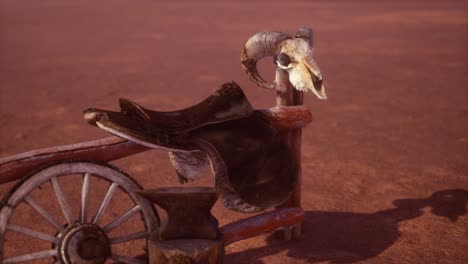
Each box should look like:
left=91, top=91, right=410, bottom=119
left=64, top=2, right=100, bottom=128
left=137, top=187, right=220, bottom=240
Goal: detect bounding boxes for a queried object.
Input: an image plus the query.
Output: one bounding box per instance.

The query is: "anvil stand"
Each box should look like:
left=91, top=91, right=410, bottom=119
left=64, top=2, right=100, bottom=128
left=138, top=187, right=224, bottom=264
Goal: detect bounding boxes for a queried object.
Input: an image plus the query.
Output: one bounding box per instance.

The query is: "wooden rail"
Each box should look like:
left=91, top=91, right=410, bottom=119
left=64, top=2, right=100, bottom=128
left=0, top=137, right=149, bottom=184
left=221, top=207, right=304, bottom=245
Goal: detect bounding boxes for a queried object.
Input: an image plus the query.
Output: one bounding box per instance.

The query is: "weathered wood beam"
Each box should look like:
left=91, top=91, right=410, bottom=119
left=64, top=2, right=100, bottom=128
left=259, top=105, right=312, bottom=129
left=220, top=207, right=304, bottom=245
left=274, top=68, right=304, bottom=209
left=0, top=137, right=149, bottom=184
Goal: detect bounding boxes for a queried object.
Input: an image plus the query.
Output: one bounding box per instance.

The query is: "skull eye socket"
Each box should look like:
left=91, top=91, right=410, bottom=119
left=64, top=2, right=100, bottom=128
left=275, top=53, right=292, bottom=67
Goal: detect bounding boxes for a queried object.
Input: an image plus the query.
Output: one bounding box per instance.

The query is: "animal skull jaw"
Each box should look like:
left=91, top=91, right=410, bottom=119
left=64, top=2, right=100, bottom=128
left=293, top=80, right=327, bottom=100
left=277, top=62, right=327, bottom=100
left=310, top=80, right=327, bottom=100
left=308, top=71, right=327, bottom=100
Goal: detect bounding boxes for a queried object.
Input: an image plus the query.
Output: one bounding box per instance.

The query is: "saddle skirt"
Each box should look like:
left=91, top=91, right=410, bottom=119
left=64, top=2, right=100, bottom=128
left=83, top=82, right=298, bottom=212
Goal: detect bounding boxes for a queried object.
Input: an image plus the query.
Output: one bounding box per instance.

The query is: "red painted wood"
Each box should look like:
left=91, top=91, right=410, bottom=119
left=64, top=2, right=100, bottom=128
left=275, top=69, right=305, bottom=209
left=221, top=207, right=304, bottom=245
left=0, top=137, right=149, bottom=184
left=259, top=106, right=312, bottom=129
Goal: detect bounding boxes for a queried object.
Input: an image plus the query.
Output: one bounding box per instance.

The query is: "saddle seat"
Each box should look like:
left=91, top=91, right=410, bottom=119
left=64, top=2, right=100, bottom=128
left=83, top=82, right=298, bottom=213
left=84, top=82, right=253, bottom=135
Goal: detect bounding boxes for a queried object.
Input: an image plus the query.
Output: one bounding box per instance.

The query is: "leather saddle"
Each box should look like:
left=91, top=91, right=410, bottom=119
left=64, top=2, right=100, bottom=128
left=84, top=82, right=297, bottom=212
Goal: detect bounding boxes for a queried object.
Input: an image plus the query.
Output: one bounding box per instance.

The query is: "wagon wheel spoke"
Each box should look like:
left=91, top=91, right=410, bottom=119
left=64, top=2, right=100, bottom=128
left=0, top=162, right=159, bottom=264
left=24, top=196, right=64, bottom=232
left=3, top=249, right=57, bottom=263
left=110, top=231, right=148, bottom=244
left=92, top=182, right=119, bottom=225
left=6, top=224, right=58, bottom=243
left=80, top=172, right=91, bottom=223
left=110, top=253, right=146, bottom=264
left=51, top=177, right=74, bottom=225
left=103, top=205, right=141, bottom=233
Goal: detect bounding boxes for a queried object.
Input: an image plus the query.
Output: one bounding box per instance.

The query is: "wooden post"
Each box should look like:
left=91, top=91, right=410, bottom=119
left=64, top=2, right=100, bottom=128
left=274, top=67, right=304, bottom=239
left=275, top=68, right=303, bottom=208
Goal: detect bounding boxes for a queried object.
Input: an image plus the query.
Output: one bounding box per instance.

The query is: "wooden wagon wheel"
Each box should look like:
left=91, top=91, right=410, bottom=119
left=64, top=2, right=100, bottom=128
left=0, top=161, right=159, bottom=264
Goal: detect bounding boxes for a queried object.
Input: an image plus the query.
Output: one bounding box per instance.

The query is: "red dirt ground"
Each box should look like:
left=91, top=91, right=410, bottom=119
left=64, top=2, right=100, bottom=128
left=1, top=0, right=467, bottom=263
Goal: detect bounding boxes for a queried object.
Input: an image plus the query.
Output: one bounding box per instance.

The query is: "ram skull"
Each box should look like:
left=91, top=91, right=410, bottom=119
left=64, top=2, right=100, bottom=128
left=241, top=27, right=326, bottom=99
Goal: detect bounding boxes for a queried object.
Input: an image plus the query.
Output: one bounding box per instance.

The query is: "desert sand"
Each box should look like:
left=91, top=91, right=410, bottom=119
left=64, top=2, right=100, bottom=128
left=0, top=0, right=467, bottom=263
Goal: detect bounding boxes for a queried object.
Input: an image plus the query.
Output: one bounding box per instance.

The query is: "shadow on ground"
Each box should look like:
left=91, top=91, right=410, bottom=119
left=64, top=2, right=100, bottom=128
left=226, top=189, right=468, bottom=263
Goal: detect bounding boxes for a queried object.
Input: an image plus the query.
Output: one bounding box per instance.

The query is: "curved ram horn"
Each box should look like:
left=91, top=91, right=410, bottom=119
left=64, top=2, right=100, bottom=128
left=241, top=31, right=291, bottom=89
left=295, top=26, right=314, bottom=46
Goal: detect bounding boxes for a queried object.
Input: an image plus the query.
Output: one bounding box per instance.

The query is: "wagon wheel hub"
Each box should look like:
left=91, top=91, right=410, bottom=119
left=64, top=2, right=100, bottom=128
left=57, top=223, right=111, bottom=264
